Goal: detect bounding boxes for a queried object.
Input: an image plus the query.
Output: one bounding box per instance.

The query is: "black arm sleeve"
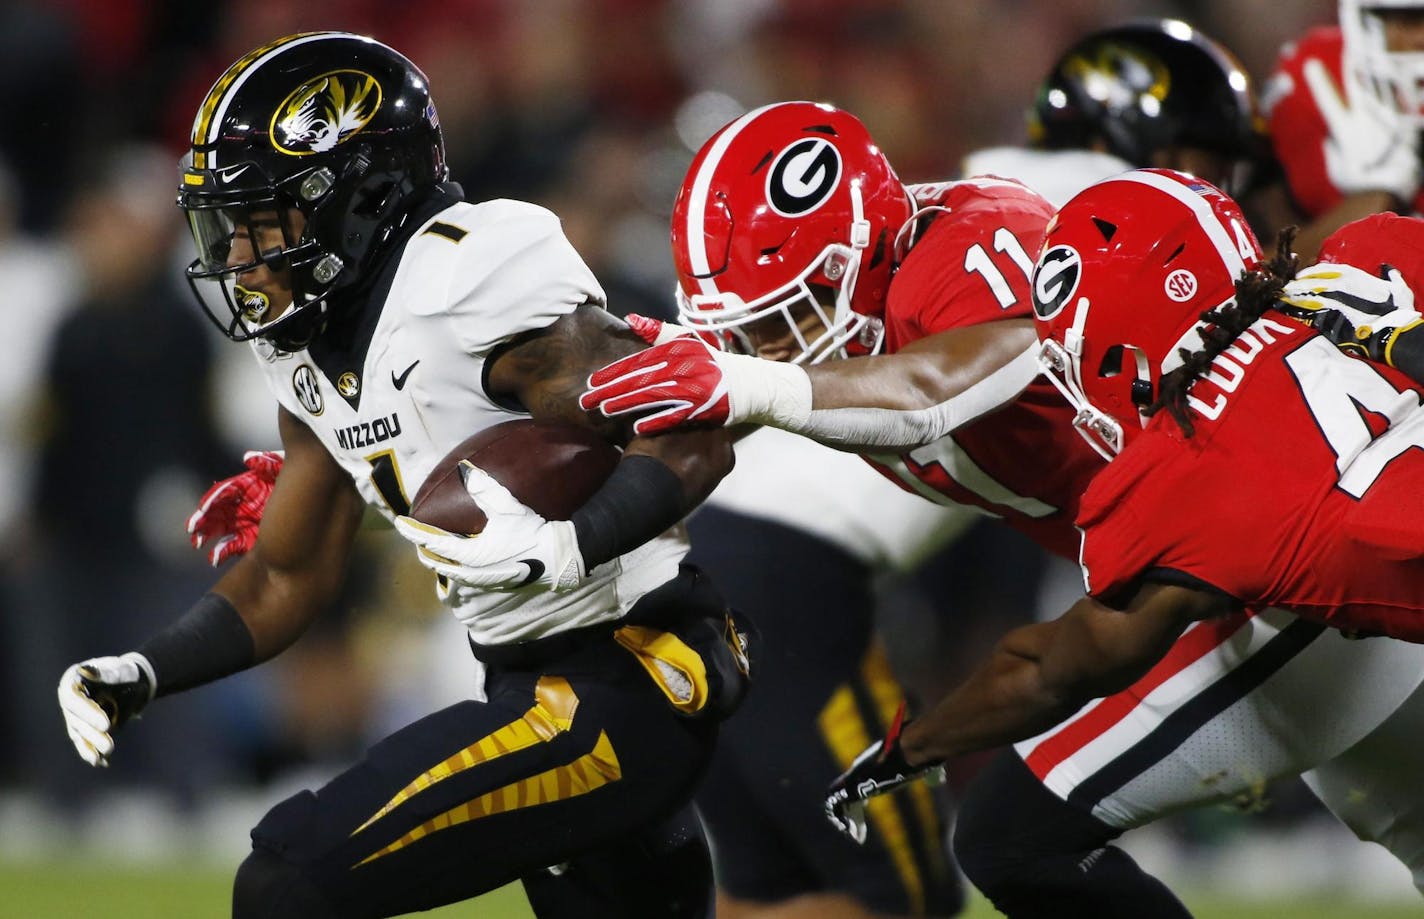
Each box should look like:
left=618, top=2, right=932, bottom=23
left=137, top=593, right=257, bottom=697
left=1385, top=322, right=1424, bottom=384
left=571, top=455, right=687, bottom=571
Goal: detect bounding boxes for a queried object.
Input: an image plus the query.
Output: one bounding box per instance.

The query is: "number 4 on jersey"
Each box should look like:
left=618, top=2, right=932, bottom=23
left=1287, top=338, right=1424, bottom=498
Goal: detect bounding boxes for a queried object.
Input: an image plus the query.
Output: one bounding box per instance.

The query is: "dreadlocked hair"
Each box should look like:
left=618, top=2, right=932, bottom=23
left=1145, top=227, right=1299, bottom=438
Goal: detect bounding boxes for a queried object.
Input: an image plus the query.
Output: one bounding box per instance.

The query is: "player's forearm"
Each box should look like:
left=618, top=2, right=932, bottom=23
left=1381, top=320, right=1424, bottom=385
left=567, top=427, right=733, bottom=570
left=210, top=552, right=344, bottom=661
left=898, top=619, right=1094, bottom=765
left=792, top=343, right=1041, bottom=452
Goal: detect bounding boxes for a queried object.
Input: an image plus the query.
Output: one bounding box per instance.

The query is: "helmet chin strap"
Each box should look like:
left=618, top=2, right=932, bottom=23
left=1039, top=295, right=1125, bottom=460
left=848, top=180, right=871, bottom=249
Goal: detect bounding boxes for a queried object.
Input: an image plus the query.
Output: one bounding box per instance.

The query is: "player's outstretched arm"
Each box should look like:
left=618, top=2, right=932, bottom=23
left=399, top=304, right=735, bottom=594
left=896, top=583, right=1234, bottom=767
left=58, top=408, right=365, bottom=767
left=820, top=583, right=1231, bottom=842
left=582, top=318, right=1040, bottom=451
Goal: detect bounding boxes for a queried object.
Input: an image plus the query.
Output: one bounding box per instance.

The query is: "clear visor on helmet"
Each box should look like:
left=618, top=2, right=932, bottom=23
left=676, top=243, right=883, bottom=365
left=182, top=202, right=319, bottom=347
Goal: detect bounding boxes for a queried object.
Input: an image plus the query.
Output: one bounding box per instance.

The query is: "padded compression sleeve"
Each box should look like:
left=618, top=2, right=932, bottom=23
left=137, top=593, right=257, bottom=697
left=572, top=455, right=686, bottom=570
left=783, top=344, right=1042, bottom=452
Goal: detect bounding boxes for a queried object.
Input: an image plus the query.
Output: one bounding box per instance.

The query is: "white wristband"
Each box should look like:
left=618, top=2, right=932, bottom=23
left=723, top=352, right=814, bottom=429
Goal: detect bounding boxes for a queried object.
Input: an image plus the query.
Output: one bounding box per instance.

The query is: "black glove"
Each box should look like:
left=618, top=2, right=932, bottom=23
left=824, top=703, right=945, bottom=844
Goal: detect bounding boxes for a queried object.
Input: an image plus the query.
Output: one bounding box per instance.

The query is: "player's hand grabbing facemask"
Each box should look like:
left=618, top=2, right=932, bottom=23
left=823, top=703, right=945, bottom=844
left=57, top=653, right=156, bottom=767
left=581, top=337, right=811, bottom=436
left=1281, top=261, right=1423, bottom=362
left=1304, top=58, right=1422, bottom=203
left=187, top=450, right=284, bottom=566
left=394, top=461, right=587, bottom=593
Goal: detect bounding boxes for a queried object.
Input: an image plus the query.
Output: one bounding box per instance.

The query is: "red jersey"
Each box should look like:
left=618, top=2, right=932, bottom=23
left=864, top=178, right=1107, bottom=559
left=1078, top=313, right=1424, bottom=641
left=1265, top=26, right=1424, bottom=218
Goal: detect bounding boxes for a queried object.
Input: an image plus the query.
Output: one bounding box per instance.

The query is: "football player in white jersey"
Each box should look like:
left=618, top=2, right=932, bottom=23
left=54, top=32, right=753, bottom=919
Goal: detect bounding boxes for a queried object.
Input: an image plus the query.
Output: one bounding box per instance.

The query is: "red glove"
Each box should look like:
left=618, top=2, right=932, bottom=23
left=187, top=450, right=284, bottom=566
left=580, top=338, right=734, bottom=435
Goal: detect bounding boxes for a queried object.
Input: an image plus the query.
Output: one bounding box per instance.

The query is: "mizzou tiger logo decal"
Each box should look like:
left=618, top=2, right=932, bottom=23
left=271, top=70, right=382, bottom=155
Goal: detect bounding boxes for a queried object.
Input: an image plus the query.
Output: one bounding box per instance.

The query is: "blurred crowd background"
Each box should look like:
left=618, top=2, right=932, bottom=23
left=8, top=0, right=1411, bottom=902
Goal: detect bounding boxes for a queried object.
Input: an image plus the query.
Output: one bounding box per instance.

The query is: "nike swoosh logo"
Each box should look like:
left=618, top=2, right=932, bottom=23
left=515, top=559, right=545, bottom=587
left=392, top=360, right=420, bottom=390
left=215, top=164, right=251, bottom=183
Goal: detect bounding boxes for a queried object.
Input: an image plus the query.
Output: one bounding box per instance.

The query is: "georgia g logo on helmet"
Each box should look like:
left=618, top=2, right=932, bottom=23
left=271, top=70, right=383, bottom=155
left=1033, top=245, right=1083, bottom=320
left=766, top=137, right=842, bottom=217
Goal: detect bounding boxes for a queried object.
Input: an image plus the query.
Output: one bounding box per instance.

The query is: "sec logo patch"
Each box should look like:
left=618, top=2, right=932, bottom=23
left=1164, top=269, right=1198, bottom=302
left=293, top=365, right=324, bottom=415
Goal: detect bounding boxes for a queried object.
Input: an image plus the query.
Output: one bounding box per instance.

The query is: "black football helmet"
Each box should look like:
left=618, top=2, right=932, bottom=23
left=1028, top=20, right=1263, bottom=181
left=178, top=32, right=447, bottom=351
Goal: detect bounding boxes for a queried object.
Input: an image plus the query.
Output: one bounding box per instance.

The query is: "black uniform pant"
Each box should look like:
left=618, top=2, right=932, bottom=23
left=234, top=605, right=723, bottom=917
left=688, top=506, right=963, bottom=915
left=953, top=750, right=1192, bottom=918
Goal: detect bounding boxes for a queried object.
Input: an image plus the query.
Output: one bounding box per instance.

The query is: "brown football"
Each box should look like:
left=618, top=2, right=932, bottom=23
left=409, top=420, right=621, bottom=535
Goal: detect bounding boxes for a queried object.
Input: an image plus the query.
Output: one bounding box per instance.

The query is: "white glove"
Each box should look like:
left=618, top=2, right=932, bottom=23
left=57, top=652, right=156, bottom=767
left=1281, top=261, right=1422, bottom=350
left=1305, top=57, right=1421, bottom=201
left=394, top=461, right=587, bottom=593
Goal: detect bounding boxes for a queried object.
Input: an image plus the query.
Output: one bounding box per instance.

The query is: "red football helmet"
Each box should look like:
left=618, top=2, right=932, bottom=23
left=1033, top=168, right=1263, bottom=459
left=1319, top=211, right=1424, bottom=283
left=670, top=101, right=914, bottom=363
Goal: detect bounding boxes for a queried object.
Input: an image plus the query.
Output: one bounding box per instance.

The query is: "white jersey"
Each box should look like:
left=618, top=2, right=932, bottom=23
left=706, top=427, right=973, bottom=571
left=252, top=195, right=685, bottom=645
left=960, top=146, right=1131, bottom=208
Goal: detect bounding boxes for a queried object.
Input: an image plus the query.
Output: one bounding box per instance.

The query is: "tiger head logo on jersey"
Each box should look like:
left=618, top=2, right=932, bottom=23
left=668, top=101, right=915, bottom=364
left=272, top=70, right=383, bottom=155
left=1033, top=168, right=1262, bottom=460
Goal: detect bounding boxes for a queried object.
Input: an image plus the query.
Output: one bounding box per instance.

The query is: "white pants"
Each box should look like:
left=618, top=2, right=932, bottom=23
left=1014, top=608, right=1424, bottom=891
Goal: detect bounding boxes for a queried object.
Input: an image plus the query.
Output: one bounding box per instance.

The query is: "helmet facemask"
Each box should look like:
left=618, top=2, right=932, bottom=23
left=182, top=163, right=349, bottom=352
left=1038, top=299, right=1127, bottom=461
left=671, top=102, right=909, bottom=365
left=177, top=32, right=448, bottom=354
left=678, top=231, right=882, bottom=365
